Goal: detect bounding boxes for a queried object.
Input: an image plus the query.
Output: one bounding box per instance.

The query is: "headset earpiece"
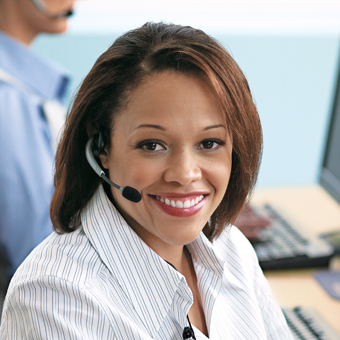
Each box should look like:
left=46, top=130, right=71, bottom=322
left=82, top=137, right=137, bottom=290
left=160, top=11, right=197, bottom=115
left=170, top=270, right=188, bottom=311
left=92, top=132, right=105, bottom=158
left=85, top=133, right=142, bottom=203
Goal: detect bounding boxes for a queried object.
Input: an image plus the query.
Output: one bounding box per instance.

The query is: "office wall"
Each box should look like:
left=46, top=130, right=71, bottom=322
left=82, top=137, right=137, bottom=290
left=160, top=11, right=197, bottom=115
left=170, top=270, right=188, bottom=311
left=33, top=31, right=339, bottom=188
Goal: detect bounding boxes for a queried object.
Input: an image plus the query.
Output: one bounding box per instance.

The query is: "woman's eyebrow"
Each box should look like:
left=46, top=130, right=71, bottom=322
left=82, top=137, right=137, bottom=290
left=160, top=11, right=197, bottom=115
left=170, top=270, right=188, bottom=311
left=134, top=124, right=225, bottom=131
left=204, top=124, right=226, bottom=131
left=134, top=124, right=166, bottom=131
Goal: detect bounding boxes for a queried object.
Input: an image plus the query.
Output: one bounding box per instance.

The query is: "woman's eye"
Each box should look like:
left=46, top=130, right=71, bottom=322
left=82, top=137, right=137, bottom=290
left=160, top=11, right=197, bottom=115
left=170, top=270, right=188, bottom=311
left=138, top=141, right=165, bottom=152
left=200, top=139, right=223, bottom=150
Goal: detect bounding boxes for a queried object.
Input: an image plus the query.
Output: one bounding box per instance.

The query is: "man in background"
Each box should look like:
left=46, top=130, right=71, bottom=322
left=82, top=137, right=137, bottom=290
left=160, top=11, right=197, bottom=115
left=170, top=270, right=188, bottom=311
left=0, top=0, right=74, bottom=310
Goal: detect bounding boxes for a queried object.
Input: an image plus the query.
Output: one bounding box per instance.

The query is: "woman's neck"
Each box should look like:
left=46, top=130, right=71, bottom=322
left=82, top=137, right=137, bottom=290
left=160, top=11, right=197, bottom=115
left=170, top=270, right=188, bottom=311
left=163, top=245, right=191, bottom=273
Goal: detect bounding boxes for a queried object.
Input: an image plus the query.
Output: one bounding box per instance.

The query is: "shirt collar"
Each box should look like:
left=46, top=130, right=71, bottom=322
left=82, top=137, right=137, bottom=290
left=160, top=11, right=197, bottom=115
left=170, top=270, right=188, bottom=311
left=81, top=185, right=242, bottom=337
left=0, top=31, right=70, bottom=102
left=187, top=233, right=225, bottom=277
left=187, top=226, right=245, bottom=293
left=81, top=185, right=189, bottom=336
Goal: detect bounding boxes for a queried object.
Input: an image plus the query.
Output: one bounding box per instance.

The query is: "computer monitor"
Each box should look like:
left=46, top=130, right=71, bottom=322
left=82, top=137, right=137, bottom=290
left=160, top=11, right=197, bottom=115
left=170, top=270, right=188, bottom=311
left=320, top=54, right=340, bottom=205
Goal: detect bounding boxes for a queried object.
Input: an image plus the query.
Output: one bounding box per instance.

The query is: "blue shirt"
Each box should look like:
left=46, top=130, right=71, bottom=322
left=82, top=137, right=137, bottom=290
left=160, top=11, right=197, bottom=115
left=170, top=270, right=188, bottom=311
left=0, top=31, right=70, bottom=278
left=0, top=185, right=293, bottom=339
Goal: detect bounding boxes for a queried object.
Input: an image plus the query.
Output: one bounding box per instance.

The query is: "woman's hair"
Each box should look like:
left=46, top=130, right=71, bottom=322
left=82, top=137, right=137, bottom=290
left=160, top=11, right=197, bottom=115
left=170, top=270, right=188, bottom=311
left=51, top=21, right=263, bottom=240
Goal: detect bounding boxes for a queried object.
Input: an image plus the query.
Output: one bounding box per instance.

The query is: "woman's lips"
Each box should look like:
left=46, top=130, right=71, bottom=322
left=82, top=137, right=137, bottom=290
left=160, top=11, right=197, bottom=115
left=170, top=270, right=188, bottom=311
left=151, top=194, right=207, bottom=217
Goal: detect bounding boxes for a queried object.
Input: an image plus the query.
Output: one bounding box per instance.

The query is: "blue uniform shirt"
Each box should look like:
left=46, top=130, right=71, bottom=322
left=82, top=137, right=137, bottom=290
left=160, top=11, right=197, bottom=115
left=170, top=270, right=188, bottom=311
left=0, top=31, right=70, bottom=278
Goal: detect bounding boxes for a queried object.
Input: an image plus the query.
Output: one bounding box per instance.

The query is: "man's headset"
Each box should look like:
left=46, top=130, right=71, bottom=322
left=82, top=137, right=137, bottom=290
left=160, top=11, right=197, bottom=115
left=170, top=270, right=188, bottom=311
left=85, top=133, right=142, bottom=203
left=30, top=0, right=73, bottom=19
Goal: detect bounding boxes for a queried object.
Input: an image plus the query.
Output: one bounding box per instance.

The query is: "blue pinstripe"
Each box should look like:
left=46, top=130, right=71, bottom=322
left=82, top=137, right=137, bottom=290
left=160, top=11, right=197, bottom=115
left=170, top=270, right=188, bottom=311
left=1, top=185, right=293, bottom=339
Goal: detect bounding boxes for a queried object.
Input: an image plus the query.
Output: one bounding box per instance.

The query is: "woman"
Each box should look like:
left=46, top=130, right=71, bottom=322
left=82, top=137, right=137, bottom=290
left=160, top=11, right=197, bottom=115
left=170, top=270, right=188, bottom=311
left=0, top=22, right=293, bottom=339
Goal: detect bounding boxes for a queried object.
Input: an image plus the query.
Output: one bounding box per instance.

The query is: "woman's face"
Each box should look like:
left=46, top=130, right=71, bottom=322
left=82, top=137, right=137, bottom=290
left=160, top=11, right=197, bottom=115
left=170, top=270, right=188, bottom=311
left=100, top=71, right=233, bottom=255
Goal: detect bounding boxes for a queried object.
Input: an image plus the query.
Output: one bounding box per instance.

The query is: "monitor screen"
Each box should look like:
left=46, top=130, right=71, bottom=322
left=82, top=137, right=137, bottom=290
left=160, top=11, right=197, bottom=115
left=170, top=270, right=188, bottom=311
left=320, top=55, right=340, bottom=204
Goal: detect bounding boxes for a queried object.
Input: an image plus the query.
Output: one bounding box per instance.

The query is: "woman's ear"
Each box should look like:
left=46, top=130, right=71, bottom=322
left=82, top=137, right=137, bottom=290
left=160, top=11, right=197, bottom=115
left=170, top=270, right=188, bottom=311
left=99, top=149, right=109, bottom=170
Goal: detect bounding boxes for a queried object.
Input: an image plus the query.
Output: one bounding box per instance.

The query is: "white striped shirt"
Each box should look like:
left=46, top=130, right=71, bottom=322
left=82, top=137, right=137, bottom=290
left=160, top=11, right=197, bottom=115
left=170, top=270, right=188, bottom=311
left=0, top=185, right=293, bottom=339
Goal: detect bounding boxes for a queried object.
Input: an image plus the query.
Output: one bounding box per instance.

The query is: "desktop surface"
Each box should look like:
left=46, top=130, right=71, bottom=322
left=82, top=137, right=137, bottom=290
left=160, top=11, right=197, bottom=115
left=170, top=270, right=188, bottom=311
left=252, top=185, right=340, bottom=234
left=266, top=268, right=340, bottom=335
left=251, top=185, right=340, bottom=335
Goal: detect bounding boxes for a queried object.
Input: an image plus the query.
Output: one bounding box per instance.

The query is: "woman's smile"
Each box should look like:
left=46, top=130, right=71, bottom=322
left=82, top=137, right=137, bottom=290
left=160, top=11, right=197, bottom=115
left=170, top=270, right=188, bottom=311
left=151, top=193, right=208, bottom=217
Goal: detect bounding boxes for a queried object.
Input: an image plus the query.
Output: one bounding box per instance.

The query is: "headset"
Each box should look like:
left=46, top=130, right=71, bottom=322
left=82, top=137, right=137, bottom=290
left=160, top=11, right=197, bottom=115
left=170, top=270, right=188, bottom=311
left=30, top=0, right=74, bottom=19
left=85, top=133, right=142, bottom=203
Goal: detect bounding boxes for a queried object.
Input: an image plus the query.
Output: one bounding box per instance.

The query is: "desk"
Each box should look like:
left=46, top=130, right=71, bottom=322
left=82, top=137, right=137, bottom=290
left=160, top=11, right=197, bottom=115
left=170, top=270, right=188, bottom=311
left=251, top=185, right=340, bottom=334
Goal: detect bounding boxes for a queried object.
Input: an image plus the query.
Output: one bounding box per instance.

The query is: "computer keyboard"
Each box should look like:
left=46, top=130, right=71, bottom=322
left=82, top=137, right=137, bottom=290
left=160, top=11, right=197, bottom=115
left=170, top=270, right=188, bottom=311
left=282, top=307, right=340, bottom=340
left=251, top=204, right=335, bottom=270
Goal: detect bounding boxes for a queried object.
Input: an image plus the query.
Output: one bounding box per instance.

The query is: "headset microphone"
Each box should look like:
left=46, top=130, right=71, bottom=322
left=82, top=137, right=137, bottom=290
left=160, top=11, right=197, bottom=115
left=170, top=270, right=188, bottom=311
left=30, top=0, right=74, bottom=19
left=85, top=136, right=142, bottom=203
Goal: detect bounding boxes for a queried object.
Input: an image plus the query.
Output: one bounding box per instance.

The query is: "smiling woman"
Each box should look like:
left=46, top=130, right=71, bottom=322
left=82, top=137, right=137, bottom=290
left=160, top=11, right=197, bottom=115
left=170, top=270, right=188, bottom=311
left=0, top=22, right=293, bottom=339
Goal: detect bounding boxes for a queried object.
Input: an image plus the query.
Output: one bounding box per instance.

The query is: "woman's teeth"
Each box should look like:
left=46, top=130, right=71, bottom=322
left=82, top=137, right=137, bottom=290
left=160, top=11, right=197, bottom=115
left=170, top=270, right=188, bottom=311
left=156, top=195, right=204, bottom=208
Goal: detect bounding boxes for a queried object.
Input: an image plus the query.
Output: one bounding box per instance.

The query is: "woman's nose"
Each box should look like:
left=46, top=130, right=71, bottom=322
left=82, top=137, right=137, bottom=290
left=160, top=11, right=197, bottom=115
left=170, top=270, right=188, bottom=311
left=163, top=149, right=202, bottom=186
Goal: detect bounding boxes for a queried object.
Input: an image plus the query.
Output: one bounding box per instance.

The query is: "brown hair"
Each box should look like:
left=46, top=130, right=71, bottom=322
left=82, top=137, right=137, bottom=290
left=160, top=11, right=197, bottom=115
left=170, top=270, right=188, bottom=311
left=50, top=22, right=262, bottom=240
